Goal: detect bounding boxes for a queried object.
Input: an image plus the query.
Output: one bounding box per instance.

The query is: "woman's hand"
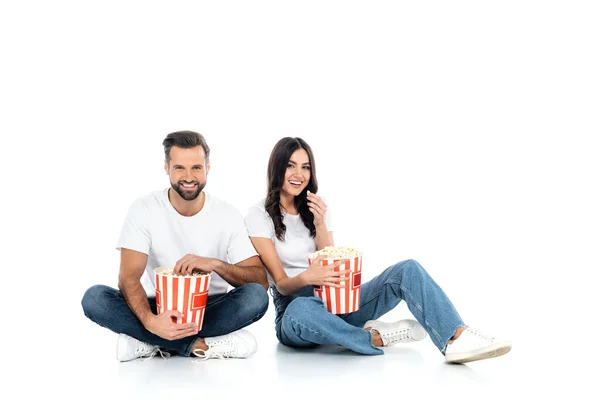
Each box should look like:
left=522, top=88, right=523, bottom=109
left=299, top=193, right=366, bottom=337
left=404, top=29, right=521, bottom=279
left=303, top=254, right=350, bottom=288
left=307, top=191, right=327, bottom=227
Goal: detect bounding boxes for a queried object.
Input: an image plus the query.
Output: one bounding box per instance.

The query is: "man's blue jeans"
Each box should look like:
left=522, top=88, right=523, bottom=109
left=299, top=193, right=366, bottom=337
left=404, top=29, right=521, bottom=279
left=272, top=259, right=465, bottom=355
left=82, top=283, right=269, bottom=356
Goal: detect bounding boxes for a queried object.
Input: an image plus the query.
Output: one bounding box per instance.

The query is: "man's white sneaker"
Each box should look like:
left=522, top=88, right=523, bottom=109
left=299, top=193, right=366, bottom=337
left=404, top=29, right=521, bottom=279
left=364, top=319, right=428, bottom=347
left=116, top=333, right=170, bottom=362
left=445, top=328, right=512, bottom=364
left=193, top=329, right=258, bottom=360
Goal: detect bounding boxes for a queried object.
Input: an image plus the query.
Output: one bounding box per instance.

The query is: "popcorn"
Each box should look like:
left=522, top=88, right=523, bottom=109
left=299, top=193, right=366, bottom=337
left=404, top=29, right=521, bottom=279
left=309, top=246, right=363, bottom=260
left=155, top=268, right=209, bottom=276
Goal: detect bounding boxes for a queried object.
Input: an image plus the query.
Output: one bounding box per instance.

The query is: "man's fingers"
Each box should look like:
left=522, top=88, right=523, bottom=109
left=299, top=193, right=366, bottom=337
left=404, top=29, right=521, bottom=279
left=166, top=310, right=183, bottom=318
left=170, top=327, right=199, bottom=340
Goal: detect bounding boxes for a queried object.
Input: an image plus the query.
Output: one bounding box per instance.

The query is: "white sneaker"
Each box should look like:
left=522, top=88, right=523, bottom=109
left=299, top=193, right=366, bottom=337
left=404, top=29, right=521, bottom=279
left=445, top=327, right=512, bottom=363
left=116, top=333, right=170, bottom=362
left=193, top=329, right=257, bottom=360
left=364, top=319, right=428, bottom=347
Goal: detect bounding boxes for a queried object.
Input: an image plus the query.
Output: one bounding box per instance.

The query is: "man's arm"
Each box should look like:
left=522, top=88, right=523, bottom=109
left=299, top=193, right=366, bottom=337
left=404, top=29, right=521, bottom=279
left=213, top=255, right=269, bottom=290
left=119, top=248, right=198, bottom=340
left=118, top=248, right=155, bottom=325
left=173, top=254, right=269, bottom=290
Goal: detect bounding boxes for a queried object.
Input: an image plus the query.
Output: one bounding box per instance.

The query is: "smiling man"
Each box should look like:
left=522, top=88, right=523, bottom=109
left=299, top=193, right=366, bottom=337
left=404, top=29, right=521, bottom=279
left=82, top=131, right=269, bottom=361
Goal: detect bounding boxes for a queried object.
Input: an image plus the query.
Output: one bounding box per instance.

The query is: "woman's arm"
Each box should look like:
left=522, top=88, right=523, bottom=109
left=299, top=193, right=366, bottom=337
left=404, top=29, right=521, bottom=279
left=249, top=237, right=308, bottom=295
left=250, top=236, right=348, bottom=296
left=307, top=191, right=334, bottom=250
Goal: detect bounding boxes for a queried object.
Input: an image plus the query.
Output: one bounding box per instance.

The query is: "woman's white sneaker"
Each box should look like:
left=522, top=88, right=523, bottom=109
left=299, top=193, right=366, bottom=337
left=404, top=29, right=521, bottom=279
left=445, top=328, right=512, bottom=363
left=364, top=319, right=428, bottom=347
left=193, top=329, right=258, bottom=360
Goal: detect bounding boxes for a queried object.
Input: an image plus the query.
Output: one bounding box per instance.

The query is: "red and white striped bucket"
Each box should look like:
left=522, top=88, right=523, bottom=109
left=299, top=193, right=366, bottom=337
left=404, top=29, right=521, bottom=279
left=154, top=267, right=212, bottom=331
left=312, top=256, right=362, bottom=314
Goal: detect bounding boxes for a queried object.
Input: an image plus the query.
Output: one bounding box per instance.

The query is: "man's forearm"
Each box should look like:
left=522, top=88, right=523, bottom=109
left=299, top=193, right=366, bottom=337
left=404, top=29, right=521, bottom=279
left=213, top=261, right=268, bottom=289
left=119, top=279, right=154, bottom=326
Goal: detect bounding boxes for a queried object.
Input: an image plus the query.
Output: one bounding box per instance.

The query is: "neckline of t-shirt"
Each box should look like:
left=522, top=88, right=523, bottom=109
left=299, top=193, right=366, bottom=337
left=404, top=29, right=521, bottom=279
left=163, top=188, right=211, bottom=220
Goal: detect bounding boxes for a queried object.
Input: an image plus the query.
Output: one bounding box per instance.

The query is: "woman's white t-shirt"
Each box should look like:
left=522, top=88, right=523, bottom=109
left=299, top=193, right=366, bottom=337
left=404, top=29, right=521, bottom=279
left=244, top=198, right=333, bottom=284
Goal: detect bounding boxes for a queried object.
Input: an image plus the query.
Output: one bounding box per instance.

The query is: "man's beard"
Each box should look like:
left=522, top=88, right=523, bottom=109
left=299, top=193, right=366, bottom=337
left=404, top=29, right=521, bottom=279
left=171, top=180, right=206, bottom=201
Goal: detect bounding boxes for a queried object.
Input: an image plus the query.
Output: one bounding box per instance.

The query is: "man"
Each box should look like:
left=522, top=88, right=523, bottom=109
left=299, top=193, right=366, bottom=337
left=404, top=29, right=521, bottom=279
left=82, top=130, right=269, bottom=361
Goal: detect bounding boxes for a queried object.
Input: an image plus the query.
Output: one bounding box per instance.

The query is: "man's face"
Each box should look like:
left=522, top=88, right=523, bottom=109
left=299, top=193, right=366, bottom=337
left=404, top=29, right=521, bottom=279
left=165, top=146, right=210, bottom=201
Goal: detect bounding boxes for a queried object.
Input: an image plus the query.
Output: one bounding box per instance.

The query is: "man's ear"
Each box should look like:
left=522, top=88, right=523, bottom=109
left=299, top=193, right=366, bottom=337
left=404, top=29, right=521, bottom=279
left=164, top=161, right=169, bottom=175
left=206, top=162, right=211, bottom=174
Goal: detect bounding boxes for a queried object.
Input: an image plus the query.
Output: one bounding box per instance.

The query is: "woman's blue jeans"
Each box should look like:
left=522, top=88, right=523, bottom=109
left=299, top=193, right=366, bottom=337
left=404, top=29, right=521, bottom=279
left=82, top=283, right=269, bottom=356
left=272, top=259, right=465, bottom=355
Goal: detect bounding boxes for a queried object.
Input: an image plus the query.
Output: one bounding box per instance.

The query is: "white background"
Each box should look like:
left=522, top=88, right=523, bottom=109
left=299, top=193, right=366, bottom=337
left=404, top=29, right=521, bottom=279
left=1, top=1, right=599, bottom=398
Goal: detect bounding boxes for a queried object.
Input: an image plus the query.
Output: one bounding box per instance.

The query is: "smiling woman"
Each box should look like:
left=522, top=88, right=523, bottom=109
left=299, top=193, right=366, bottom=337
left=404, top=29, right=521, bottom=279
left=244, top=136, right=512, bottom=363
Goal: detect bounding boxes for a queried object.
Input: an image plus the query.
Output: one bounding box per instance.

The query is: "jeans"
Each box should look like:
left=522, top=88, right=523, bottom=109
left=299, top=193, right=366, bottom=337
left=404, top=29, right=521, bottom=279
left=272, top=259, right=464, bottom=355
left=82, top=282, right=269, bottom=356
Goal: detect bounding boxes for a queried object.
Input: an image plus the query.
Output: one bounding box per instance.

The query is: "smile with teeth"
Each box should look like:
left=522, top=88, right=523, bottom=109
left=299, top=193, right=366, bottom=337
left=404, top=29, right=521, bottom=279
left=180, top=182, right=198, bottom=190
left=289, top=180, right=303, bottom=187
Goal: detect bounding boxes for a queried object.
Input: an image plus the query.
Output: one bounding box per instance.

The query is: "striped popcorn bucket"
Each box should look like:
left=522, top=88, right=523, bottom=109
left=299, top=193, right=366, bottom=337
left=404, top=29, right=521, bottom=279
left=154, top=267, right=212, bottom=331
left=312, top=256, right=362, bottom=314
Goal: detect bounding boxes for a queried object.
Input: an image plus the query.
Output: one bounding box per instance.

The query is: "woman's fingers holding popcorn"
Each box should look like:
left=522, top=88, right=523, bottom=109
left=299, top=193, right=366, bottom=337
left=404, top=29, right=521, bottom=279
left=309, top=254, right=328, bottom=267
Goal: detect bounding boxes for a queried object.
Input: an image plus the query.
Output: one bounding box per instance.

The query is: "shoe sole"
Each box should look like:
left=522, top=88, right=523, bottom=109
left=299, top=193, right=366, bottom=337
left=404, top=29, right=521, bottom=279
left=446, top=341, right=512, bottom=364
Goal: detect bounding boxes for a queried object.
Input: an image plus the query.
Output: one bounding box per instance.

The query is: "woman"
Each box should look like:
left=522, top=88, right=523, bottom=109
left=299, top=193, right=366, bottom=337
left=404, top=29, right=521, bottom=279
left=244, top=137, right=511, bottom=362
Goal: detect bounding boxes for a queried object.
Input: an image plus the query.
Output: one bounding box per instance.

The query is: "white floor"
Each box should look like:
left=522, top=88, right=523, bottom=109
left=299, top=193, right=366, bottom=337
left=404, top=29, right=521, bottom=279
left=23, top=293, right=589, bottom=400
left=4, top=2, right=599, bottom=399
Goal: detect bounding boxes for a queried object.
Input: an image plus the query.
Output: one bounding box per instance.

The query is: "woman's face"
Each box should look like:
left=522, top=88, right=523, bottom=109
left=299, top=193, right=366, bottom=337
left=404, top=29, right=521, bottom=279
left=281, top=148, right=311, bottom=198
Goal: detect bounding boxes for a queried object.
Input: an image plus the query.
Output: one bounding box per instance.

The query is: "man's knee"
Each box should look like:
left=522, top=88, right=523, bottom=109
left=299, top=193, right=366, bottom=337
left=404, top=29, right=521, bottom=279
left=237, top=283, right=269, bottom=315
left=81, top=284, right=111, bottom=318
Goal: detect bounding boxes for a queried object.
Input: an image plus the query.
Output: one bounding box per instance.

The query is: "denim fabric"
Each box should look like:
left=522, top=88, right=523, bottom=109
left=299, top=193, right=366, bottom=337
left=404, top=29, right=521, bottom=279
left=272, top=259, right=464, bottom=355
left=82, top=282, right=269, bottom=356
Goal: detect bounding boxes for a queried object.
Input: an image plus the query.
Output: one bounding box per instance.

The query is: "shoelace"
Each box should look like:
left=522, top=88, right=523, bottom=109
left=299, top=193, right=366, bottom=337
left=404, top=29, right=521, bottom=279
left=138, top=345, right=171, bottom=361
left=192, top=339, right=236, bottom=360
left=465, top=328, right=494, bottom=342
left=382, top=329, right=410, bottom=346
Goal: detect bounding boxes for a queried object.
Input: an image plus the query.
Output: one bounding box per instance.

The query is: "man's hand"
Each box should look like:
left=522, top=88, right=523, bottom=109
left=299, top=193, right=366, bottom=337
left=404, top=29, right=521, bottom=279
left=173, top=254, right=220, bottom=275
left=145, top=310, right=198, bottom=340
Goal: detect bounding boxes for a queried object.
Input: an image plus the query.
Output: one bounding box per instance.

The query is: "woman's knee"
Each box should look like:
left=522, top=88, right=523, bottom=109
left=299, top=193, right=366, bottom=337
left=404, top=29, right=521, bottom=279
left=285, top=296, right=324, bottom=318
left=396, top=259, right=424, bottom=273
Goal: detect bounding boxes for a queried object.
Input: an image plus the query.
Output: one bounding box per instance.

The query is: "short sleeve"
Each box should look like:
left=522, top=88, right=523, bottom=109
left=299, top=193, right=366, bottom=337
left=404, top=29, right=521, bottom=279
left=245, top=205, right=275, bottom=239
left=226, top=208, right=259, bottom=265
left=116, top=198, right=151, bottom=254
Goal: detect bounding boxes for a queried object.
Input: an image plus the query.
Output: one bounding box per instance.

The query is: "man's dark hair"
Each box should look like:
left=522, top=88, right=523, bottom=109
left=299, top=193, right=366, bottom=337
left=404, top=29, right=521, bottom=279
left=162, top=130, right=210, bottom=163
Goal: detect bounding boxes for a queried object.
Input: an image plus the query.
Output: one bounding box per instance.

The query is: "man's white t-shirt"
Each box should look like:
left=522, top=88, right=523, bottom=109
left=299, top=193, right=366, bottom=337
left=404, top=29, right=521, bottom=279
left=244, top=198, right=333, bottom=285
left=117, top=189, right=258, bottom=296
